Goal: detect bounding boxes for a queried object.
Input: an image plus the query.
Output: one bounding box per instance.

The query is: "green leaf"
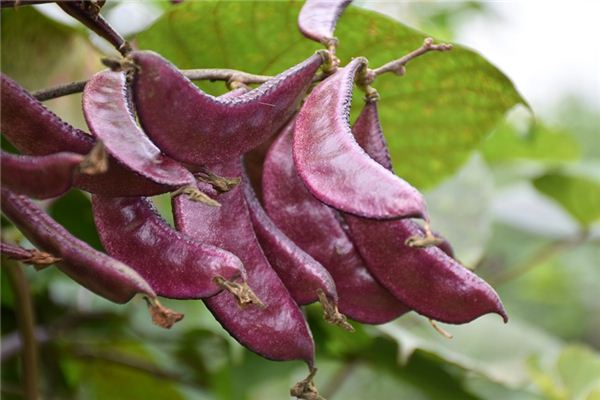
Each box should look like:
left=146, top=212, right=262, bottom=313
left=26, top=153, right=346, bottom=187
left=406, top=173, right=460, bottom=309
left=557, top=345, right=600, bottom=400
left=482, top=122, right=580, bottom=164
left=136, top=0, right=525, bottom=189
left=533, top=172, right=600, bottom=226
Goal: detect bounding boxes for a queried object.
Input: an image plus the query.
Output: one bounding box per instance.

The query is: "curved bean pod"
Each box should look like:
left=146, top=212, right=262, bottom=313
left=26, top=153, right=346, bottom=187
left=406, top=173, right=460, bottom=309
left=298, top=0, right=352, bottom=46
left=345, top=100, right=507, bottom=324
left=172, top=160, right=315, bottom=367
left=0, top=74, right=171, bottom=196
left=131, top=51, right=324, bottom=165
left=293, top=58, right=427, bottom=220
left=263, top=121, right=409, bottom=324
left=92, top=195, right=247, bottom=300
left=83, top=70, right=196, bottom=189
left=0, top=188, right=182, bottom=327
left=0, top=150, right=84, bottom=199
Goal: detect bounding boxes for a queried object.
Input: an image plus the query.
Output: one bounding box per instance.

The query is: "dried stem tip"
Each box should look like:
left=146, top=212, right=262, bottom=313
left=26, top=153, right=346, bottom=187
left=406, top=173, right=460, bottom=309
left=317, top=289, right=354, bottom=332
left=214, top=276, right=265, bottom=309
left=172, top=186, right=221, bottom=207
left=429, top=319, right=453, bottom=339
left=79, top=141, right=108, bottom=175
left=145, top=297, right=184, bottom=329
left=290, top=367, right=325, bottom=400
left=23, top=249, right=62, bottom=268
left=405, top=222, right=445, bottom=248
left=195, top=170, right=241, bottom=194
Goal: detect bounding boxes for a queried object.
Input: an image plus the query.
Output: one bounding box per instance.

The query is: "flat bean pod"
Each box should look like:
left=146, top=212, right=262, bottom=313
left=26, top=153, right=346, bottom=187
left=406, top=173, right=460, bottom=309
left=345, top=101, right=507, bottom=324
left=172, top=160, right=316, bottom=367
left=132, top=51, right=324, bottom=165
left=83, top=70, right=196, bottom=189
left=0, top=188, right=182, bottom=327
left=0, top=74, right=172, bottom=196
left=298, top=0, right=352, bottom=46
left=0, top=150, right=84, bottom=199
left=92, top=195, right=248, bottom=300
left=293, top=58, right=427, bottom=220
left=263, top=121, right=410, bottom=324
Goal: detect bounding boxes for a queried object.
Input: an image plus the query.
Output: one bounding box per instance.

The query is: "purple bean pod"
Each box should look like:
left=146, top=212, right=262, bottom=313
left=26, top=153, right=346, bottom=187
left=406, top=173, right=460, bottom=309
left=131, top=50, right=325, bottom=165
left=1, top=241, right=61, bottom=266
left=297, top=0, right=352, bottom=46
left=263, top=120, right=410, bottom=324
left=172, top=160, right=316, bottom=367
left=344, top=100, right=507, bottom=324
left=293, top=58, right=427, bottom=220
left=0, top=188, right=182, bottom=328
left=83, top=70, right=197, bottom=189
left=0, top=74, right=172, bottom=196
left=0, top=150, right=84, bottom=199
left=92, top=195, right=250, bottom=301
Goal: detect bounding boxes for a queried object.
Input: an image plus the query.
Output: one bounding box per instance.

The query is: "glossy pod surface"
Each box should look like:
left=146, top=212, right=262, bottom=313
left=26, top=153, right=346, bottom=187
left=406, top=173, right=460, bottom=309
left=293, top=58, right=427, bottom=220
left=243, top=174, right=337, bottom=306
left=173, top=160, right=315, bottom=365
left=0, top=150, right=84, bottom=199
left=132, top=51, right=323, bottom=165
left=298, top=0, right=352, bottom=44
left=0, top=188, right=155, bottom=303
left=83, top=70, right=195, bottom=188
left=0, top=74, right=171, bottom=196
left=345, top=101, right=507, bottom=324
left=92, top=195, right=245, bottom=299
left=263, top=122, right=409, bottom=324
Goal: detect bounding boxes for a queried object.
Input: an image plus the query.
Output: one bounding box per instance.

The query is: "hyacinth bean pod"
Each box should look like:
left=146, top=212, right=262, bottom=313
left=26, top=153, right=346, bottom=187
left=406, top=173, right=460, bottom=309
left=297, top=0, right=352, bottom=46
left=0, top=150, right=84, bottom=199
left=92, top=195, right=248, bottom=301
left=131, top=51, right=324, bottom=165
left=263, top=122, right=410, bottom=324
left=0, top=188, right=182, bottom=327
left=0, top=74, right=173, bottom=196
left=172, top=160, right=316, bottom=367
left=243, top=175, right=352, bottom=331
left=83, top=70, right=197, bottom=190
left=345, top=100, right=507, bottom=324
left=293, top=58, right=427, bottom=220
left=1, top=241, right=61, bottom=266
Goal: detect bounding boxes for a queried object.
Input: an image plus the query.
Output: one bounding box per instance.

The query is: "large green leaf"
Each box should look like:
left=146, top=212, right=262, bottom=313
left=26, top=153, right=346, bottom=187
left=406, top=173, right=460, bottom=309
left=136, top=0, right=525, bottom=189
left=533, top=172, right=600, bottom=227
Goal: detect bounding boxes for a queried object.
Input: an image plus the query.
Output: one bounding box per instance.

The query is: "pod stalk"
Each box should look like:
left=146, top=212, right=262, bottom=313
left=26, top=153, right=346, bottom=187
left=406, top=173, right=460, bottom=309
left=290, top=367, right=325, bottom=400
left=145, top=297, right=184, bottom=329
left=172, top=186, right=221, bottom=207
left=317, top=289, right=354, bottom=332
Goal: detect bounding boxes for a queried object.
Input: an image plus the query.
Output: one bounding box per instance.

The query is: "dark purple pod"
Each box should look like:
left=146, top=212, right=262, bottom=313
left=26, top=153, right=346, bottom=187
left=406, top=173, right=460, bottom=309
left=1, top=241, right=61, bottom=266
left=243, top=173, right=352, bottom=331
left=298, top=0, right=352, bottom=46
left=344, top=100, right=507, bottom=324
left=263, top=121, right=410, bottom=324
left=0, top=188, right=182, bottom=327
left=57, top=1, right=129, bottom=55
left=293, top=58, right=427, bottom=220
left=92, top=195, right=248, bottom=300
left=172, top=160, right=316, bottom=367
left=0, top=74, right=172, bottom=196
left=131, top=50, right=324, bottom=165
left=0, top=150, right=84, bottom=199
left=83, top=70, right=197, bottom=190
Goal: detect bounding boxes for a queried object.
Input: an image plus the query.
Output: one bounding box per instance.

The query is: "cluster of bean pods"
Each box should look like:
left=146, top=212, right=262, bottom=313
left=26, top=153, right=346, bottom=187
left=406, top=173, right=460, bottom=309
left=0, top=1, right=507, bottom=398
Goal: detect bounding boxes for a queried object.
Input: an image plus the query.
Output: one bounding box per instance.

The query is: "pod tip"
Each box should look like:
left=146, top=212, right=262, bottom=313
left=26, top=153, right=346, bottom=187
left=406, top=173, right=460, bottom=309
left=146, top=298, right=184, bottom=329
left=290, top=367, right=325, bottom=400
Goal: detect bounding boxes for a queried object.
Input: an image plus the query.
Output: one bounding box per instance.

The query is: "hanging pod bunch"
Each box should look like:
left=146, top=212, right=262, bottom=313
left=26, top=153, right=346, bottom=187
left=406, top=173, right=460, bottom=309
left=0, top=1, right=508, bottom=398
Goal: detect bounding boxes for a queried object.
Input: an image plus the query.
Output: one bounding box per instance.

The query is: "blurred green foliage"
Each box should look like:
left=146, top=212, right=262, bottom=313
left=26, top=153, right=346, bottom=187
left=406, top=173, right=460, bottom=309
left=1, top=1, right=599, bottom=400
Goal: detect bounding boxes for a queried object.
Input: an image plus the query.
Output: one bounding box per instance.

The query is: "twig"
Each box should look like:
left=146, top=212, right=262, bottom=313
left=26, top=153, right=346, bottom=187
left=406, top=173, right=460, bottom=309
left=32, top=68, right=273, bottom=102
left=4, top=259, right=39, bottom=400
left=491, top=230, right=591, bottom=286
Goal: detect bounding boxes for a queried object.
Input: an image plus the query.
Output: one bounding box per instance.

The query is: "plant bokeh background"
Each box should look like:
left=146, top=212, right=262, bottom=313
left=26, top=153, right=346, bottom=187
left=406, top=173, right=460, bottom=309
left=1, top=1, right=599, bottom=399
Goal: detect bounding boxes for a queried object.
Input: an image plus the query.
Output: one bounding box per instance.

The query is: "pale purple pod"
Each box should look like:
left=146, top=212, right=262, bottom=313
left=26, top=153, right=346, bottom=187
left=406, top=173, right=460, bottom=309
left=0, top=150, right=84, bottom=199
left=0, top=188, right=155, bottom=304
left=263, top=121, right=410, bottom=324
left=243, top=174, right=339, bottom=306
left=131, top=50, right=324, bottom=165
left=293, top=58, right=427, bottom=220
left=83, top=70, right=196, bottom=189
left=344, top=100, right=507, bottom=324
left=92, top=195, right=246, bottom=300
left=298, top=0, right=352, bottom=45
left=0, top=74, right=171, bottom=196
left=172, top=160, right=315, bottom=367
